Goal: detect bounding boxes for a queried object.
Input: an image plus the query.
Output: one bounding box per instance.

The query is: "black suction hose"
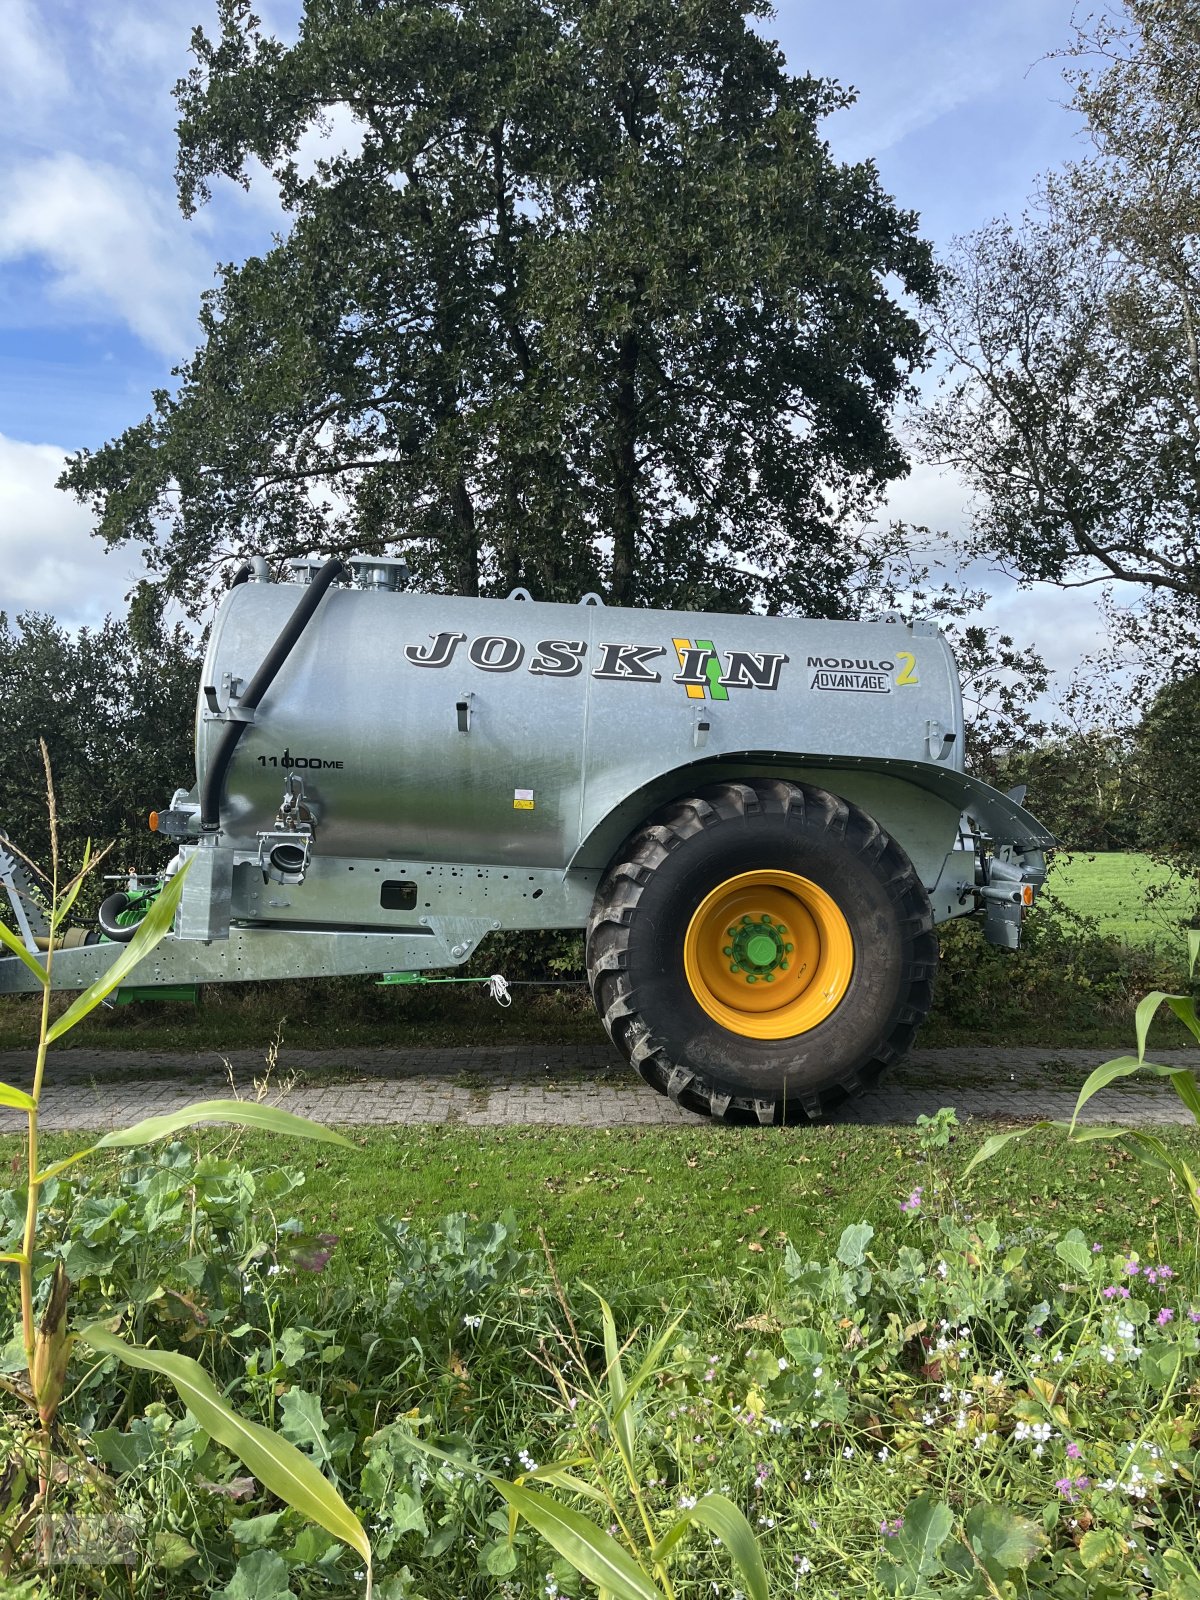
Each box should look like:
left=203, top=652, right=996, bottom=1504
left=199, top=557, right=347, bottom=832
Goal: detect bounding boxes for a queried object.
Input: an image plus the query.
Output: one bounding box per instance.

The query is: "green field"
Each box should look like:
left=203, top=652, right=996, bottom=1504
left=1045, top=850, right=1198, bottom=946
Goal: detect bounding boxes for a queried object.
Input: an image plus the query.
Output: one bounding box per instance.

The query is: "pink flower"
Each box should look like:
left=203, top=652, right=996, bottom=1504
left=1157, top=1308, right=1174, bottom=1326
left=1066, top=1442, right=1082, bottom=1460
left=1102, top=1286, right=1130, bottom=1300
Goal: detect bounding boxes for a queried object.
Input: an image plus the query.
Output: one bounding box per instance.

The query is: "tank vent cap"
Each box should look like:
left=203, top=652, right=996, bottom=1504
left=348, top=555, right=410, bottom=592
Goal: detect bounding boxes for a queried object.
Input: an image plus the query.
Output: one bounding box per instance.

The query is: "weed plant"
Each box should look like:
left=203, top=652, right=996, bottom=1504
left=3, top=1113, right=1197, bottom=1598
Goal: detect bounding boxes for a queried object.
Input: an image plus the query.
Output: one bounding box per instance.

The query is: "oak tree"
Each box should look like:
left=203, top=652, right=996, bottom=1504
left=61, top=0, right=935, bottom=614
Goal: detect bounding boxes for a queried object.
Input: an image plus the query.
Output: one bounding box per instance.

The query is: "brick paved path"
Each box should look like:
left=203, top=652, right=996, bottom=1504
left=1, top=1043, right=1197, bottom=1132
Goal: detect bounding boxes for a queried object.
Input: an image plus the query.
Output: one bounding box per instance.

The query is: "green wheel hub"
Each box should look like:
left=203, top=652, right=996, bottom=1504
left=721, top=913, right=795, bottom=984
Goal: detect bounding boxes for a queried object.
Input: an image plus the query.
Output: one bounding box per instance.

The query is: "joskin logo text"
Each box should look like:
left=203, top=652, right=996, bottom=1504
left=403, top=633, right=788, bottom=694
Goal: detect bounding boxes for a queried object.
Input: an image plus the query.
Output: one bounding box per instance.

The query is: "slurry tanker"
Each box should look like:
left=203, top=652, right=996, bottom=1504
left=0, top=557, right=1053, bottom=1123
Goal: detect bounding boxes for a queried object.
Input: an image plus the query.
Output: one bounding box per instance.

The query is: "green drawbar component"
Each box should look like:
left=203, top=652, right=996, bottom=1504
left=111, top=985, right=199, bottom=1007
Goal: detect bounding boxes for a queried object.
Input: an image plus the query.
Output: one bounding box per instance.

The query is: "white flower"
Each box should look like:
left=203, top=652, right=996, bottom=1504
left=813, top=1366, right=823, bottom=1378
left=796, top=1556, right=812, bottom=1575
left=877, top=1447, right=889, bottom=1461
left=939, top=1386, right=952, bottom=1402
left=922, top=1411, right=935, bottom=1425
left=463, top=1313, right=483, bottom=1330
left=679, top=1493, right=697, bottom=1510
left=1100, top=1343, right=1116, bottom=1364
left=842, top=1446, right=854, bottom=1459
left=937, top=1259, right=949, bottom=1279
left=778, top=1358, right=789, bottom=1371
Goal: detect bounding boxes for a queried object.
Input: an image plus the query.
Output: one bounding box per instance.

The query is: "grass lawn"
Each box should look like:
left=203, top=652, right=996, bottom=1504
left=1046, top=850, right=1198, bottom=945
left=13, top=1121, right=1198, bottom=1290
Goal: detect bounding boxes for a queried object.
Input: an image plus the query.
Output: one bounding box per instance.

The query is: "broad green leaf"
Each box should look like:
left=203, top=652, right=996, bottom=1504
left=1054, top=1230, right=1095, bottom=1276
left=153, top=1530, right=199, bottom=1572
left=482, top=1538, right=518, bottom=1577
left=963, top=1502, right=1044, bottom=1575
left=494, top=1480, right=658, bottom=1600
left=47, top=861, right=191, bottom=1042
left=1079, top=1528, right=1123, bottom=1570
left=654, top=1493, right=767, bottom=1600
left=78, top=1327, right=370, bottom=1572
left=887, top=1492, right=953, bottom=1585
left=218, top=1549, right=292, bottom=1600
left=0, top=1080, right=35, bottom=1112
left=37, top=1100, right=351, bottom=1184
left=0, top=1251, right=29, bottom=1265
left=279, top=1389, right=331, bottom=1464
left=1188, top=930, right=1199, bottom=977
left=1141, top=1343, right=1182, bottom=1390
left=836, top=1221, right=874, bottom=1267
left=0, top=921, right=48, bottom=988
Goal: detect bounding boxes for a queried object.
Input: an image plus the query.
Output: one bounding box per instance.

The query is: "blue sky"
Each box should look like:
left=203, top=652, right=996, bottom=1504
left=0, top=0, right=1100, bottom=684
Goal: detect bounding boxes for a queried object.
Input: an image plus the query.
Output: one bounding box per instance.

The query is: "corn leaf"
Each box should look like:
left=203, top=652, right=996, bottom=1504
left=1134, top=992, right=1172, bottom=1061
left=495, top=1480, right=659, bottom=1600
left=654, top=1493, right=768, bottom=1600
left=46, top=862, right=190, bottom=1043
left=0, top=1080, right=35, bottom=1112
left=53, top=840, right=94, bottom=932
left=1161, top=995, right=1200, bottom=1048
left=1069, top=1056, right=1200, bottom=1133
left=962, top=1123, right=1055, bottom=1180
left=1188, top=930, right=1199, bottom=977
left=79, top=1327, right=371, bottom=1571
left=612, top=1315, right=685, bottom=1435
left=37, top=1100, right=351, bottom=1184
left=524, top=1462, right=611, bottom=1507
left=0, top=922, right=47, bottom=988
left=590, top=1287, right=636, bottom=1472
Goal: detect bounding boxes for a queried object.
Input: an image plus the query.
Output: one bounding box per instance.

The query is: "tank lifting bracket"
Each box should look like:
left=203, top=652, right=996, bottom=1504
left=202, top=672, right=255, bottom=724
left=456, top=692, right=475, bottom=733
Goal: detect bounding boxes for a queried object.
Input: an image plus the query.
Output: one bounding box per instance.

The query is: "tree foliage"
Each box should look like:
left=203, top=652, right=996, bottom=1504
left=59, top=0, right=935, bottom=615
left=919, top=1, right=1200, bottom=642
left=0, top=594, right=199, bottom=893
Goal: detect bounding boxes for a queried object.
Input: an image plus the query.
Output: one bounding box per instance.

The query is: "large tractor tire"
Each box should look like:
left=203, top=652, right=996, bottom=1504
left=585, top=778, right=937, bottom=1124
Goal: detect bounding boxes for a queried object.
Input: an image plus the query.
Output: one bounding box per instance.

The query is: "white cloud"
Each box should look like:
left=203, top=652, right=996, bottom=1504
left=0, top=433, right=141, bottom=627
left=0, top=152, right=207, bottom=357
left=0, top=0, right=71, bottom=123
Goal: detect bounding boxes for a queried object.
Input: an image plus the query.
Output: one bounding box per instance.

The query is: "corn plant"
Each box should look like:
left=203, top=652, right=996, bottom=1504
left=0, top=747, right=371, bottom=1589
left=410, top=1278, right=768, bottom=1600
left=965, top=930, right=1200, bottom=1210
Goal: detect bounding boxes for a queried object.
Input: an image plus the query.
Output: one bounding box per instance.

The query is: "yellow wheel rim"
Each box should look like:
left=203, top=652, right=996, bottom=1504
left=683, top=870, right=854, bottom=1040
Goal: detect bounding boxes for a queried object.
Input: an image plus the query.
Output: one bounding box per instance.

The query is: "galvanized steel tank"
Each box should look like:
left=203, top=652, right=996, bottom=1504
left=197, top=577, right=966, bottom=870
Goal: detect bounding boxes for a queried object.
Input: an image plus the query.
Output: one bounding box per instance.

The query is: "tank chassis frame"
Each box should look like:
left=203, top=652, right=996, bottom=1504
left=0, top=757, right=1046, bottom=1003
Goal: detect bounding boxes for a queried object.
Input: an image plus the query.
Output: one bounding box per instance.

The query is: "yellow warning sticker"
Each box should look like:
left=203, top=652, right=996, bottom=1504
left=514, top=788, right=535, bottom=811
